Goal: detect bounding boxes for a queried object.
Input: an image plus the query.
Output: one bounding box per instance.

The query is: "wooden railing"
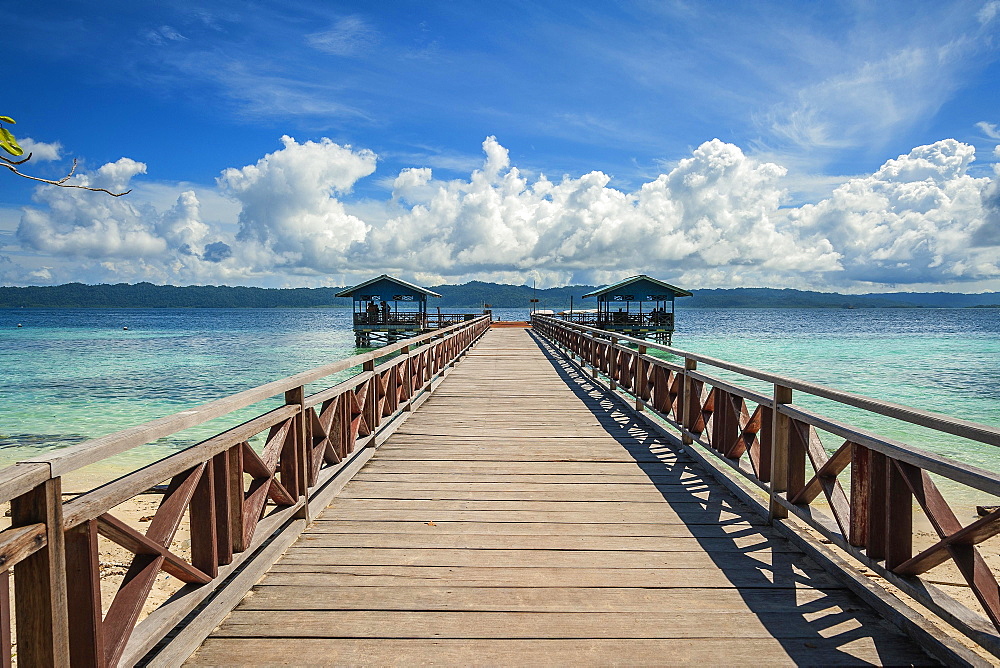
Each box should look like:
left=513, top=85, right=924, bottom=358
left=533, top=314, right=1000, bottom=657
left=0, top=315, right=490, bottom=667
left=352, top=312, right=482, bottom=328
left=559, top=311, right=675, bottom=329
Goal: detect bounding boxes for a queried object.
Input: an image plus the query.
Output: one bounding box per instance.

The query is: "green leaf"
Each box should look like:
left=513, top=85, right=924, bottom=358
left=0, top=127, right=23, bottom=156
left=0, top=116, right=15, bottom=124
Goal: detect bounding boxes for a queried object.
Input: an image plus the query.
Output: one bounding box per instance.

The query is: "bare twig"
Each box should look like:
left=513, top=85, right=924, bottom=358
left=1, top=157, right=131, bottom=197
left=0, top=152, right=32, bottom=166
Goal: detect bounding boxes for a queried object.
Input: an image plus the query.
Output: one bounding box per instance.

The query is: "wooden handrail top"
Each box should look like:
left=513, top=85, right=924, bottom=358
left=0, top=462, right=51, bottom=502
left=15, top=316, right=490, bottom=481
left=537, top=315, right=1000, bottom=448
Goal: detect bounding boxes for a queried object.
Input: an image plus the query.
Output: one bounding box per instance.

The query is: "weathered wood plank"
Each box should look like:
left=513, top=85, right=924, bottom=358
left=311, top=507, right=761, bottom=524
left=240, top=584, right=859, bottom=612
left=292, top=532, right=794, bottom=551
left=366, top=451, right=680, bottom=462
left=188, top=637, right=931, bottom=666
left=278, top=547, right=820, bottom=570
left=357, top=461, right=690, bottom=474
left=324, top=498, right=752, bottom=514
left=350, top=472, right=706, bottom=484
left=262, top=565, right=842, bottom=588
left=211, top=609, right=891, bottom=640
left=305, top=518, right=766, bottom=536
left=337, top=484, right=734, bottom=502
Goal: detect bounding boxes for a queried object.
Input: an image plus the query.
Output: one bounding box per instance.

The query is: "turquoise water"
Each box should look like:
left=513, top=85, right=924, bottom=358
left=0, top=307, right=516, bottom=484
left=1, top=307, right=997, bottom=504
left=674, top=309, right=999, bottom=460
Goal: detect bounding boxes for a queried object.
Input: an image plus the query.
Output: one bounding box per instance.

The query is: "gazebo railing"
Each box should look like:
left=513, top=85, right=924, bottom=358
left=560, top=312, right=674, bottom=328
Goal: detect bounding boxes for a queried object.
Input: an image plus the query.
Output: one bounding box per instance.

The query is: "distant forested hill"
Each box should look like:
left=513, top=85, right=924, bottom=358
left=0, top=282, right=349, bottom=308
left=684, top=288, right=1000, bottom=309
left=0, top=281, right=997, bottom=309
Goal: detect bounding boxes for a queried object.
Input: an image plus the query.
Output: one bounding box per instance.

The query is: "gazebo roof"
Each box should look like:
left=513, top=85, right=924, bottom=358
left=335, top=274, right=442, bottom=299
left=582, top=275, right=692, bottom=299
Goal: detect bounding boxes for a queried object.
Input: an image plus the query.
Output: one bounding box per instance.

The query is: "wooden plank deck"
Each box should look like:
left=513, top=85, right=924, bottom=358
left=186, top=328, right=935, bottom=666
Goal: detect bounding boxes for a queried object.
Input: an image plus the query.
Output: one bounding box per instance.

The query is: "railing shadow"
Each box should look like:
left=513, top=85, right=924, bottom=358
left=525, top=329, right=932, bottom=666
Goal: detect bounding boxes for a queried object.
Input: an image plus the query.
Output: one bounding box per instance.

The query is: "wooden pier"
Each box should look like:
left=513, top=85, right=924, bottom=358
left=1, top=315, right=999, bottom=666
left=187, top=328, right=939, bottom=665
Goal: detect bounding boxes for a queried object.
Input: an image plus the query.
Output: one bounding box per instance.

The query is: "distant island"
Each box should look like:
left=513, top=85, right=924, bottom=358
left=0, top=281, right=998, bottom=309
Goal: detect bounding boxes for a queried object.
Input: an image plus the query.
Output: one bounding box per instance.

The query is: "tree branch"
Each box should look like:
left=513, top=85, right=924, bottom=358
left=1, top=158, right=131, bottom=197
left=0, top=152, right=32, bottom=166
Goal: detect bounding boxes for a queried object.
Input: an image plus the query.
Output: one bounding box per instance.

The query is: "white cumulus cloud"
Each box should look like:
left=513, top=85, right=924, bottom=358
left=15, top=160, right=239, bottom=280
left=8, top=134, right=1000, bottom=291
left=18, top=138, right=62, bottom=162
left=791, top=139, right=998, bottom=283
left=332, top=136, right=843, bottom=287
left=218, top=135, right=376, bottom=273
left=17, top=158, right=167, bottom=257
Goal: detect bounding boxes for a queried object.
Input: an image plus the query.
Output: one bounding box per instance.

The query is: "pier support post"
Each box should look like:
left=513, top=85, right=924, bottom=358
left=768, top=384, right=793, bottom=522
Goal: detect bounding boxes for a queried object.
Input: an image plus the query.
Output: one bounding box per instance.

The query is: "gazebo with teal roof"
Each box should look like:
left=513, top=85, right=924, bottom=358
left=578, top=275, right=692, bottom=344
left=336, top=274, right=442, bottom=346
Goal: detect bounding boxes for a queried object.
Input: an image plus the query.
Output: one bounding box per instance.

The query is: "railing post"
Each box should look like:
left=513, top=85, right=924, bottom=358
left=635, top=344, right=647, bottom=411
left=609, top=337, right=618, bottom=390
left=402, top=345, right=413, bottom=411
left=65, top=519, right=103, bottom=667
left=190, top=459, right=220, bottom=577
left=227, top=443, right=247, bottom=553
left=283, top=386, right=307, bottom=513
left=591, top=338, right=599, bottom=378
left=885, top=460, right=913, bottom=570
left=212, top=450, right=234, bottom=565
left=849, top=444, right=868, bottom=548
left=866, top=450, right=888, bottom=560
left=768, top=384, right=793, bottom=522
left=680, top=358, right=697, bottom=445
left=363, top=359, right=377, bottom=446
left=11, top=477, right=70, bottom=667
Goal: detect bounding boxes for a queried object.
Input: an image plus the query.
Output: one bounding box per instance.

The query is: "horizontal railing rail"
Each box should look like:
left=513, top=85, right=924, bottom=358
left=352, top=312, right=483, bottom=329
left=0, top=315, right=490, bottom=667
left=532, top=314, right=1000, bottom=657
left=559, top=311, right=675, bottom=329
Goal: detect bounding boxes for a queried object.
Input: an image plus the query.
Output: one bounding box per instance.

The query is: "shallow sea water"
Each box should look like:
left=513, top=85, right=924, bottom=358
left=1, top=306, right=997, bottom=504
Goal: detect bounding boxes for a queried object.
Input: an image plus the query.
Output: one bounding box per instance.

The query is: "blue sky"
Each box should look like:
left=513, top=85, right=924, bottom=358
left=2, top=0, right=999, bottom=291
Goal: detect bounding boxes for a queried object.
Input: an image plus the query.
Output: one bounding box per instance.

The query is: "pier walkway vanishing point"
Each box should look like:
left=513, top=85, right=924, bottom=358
left=187, top=328, right=944, bottom=666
